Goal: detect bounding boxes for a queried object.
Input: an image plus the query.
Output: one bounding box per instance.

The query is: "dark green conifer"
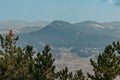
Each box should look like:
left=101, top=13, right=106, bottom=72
left=57, top=67, right=73, bottom=80
left=33, top=45, right=57, bottom=80
left=88, top=43, right=120, bottom=80
left=73, top=69, right=85, bottom=80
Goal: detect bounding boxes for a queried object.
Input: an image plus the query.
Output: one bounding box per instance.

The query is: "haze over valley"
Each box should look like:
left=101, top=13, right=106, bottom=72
left=1, top=20, right=120, bottom=57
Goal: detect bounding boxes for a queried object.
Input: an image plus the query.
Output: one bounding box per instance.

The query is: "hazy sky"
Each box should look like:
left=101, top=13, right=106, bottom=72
left=1, top=0, right=120, bottom=23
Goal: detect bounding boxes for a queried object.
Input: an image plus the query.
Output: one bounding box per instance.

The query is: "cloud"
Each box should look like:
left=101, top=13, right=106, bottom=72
left=114, top=0, right=120, bottom=6
left=101, top=0, right=114, bottom=5
left=103, top=0, right=120, bottom=6
left=107, top=0, right=114, bottom=3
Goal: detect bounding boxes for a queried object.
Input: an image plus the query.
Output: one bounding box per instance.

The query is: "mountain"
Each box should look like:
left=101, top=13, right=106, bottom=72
left=18, top=20, right=120, bottom=57
left=0, top=20, right=50, bottom=34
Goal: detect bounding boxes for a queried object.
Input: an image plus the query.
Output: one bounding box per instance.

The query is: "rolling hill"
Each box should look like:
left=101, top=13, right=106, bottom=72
left=18, top=20, right=120, bottom=57
left=0, top=20, right=50, bottom=34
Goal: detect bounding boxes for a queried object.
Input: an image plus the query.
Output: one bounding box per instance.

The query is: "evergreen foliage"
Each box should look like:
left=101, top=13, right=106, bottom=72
left=57, top=67, right=85, bottom=80
left=73, top=69, right=85, bottom=80
left=0, top=30, right=85, bottom=80
left=0, top=30, right=57, bottom=80
left=33, top=45, right=56, bottom=80
left=87, top=42, right=120, bottom=80
left=57, top=67, right=73, bottom=80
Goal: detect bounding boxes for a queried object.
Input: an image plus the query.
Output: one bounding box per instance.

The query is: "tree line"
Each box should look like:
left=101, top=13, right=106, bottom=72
left=0, top=30, right=120, bottom=80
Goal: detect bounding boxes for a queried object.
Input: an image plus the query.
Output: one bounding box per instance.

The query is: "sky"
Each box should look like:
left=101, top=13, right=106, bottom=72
left=0, top=0, right=120, bottom=23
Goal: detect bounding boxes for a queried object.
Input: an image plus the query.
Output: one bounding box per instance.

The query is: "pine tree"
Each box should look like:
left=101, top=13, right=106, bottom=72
left=14, top=45, right=35, bottom=80
left=57, top=67, right=85, bottom=80
left=0, top=30, right=33, bottom=79
left=33, top=45, right=57, bottom=80
left=87, top=43, right=120, bottom=80
left=0, top=30, right=19, bottom=79
left=57, top=67, right=73, bottom=80
left=73, top=69, right=85, bottom=80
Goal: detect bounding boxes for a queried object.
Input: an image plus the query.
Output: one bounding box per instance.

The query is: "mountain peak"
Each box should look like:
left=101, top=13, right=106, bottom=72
left=74, top=20, right=100, bottom=26
left=81, top=20, right=100, bottom=24
left=50, top=20, right=71, bottom=25
left=45, top=20, right=71, bottom=29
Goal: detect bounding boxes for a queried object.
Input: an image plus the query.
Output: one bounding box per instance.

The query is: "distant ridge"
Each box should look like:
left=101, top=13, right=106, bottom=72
left=1, top=20, right=120, bottom=57
left=0, top=20, right=50, bottom=34
left=19, top=20, right=120, bottom=57
left=0, top=20, right=50, bottom=29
